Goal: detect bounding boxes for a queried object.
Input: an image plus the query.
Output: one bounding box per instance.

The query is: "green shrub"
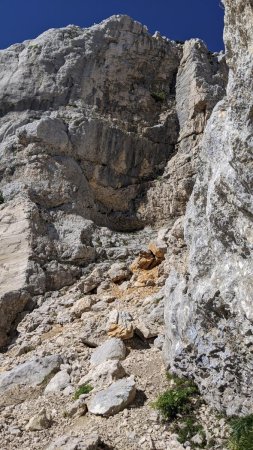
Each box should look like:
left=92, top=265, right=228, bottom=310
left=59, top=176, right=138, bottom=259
left=152, top=374, right=198, bottom=420
left=0, top=191, right=4, bottom=204
left=228, top=415, right=253, bottom=450
left=174, top=416, right=206, bottom=448
left=151, top=90, right=166, bottom=102
left=73, top=383, right=93, bottom=400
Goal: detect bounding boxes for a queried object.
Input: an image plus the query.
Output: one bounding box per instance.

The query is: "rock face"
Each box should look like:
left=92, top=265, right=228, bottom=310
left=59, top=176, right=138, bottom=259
left=0, top=15, right=228, bottom=347
left=137, top=38, right=227, bottom=227
left=0, top=15, right=181, bottom=234
left=0, top=200, right=32, bottom=347
left=164, top=0, right=253, bottom=415
left=1, top=0, right=250, bottom=429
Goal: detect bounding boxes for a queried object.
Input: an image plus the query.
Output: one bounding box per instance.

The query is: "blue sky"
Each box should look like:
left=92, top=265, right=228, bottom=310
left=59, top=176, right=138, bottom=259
left=0, top=0, right=224, bottom=51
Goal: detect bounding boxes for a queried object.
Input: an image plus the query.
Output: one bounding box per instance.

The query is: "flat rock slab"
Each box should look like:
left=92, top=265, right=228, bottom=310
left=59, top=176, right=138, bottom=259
left=90, top=338, right=126, bottom=366
left=0, top=355, right=62, bottom=394
left=87, top=376, right=136, bottom=416
left=46, top=434, right=100, bottom=450
left=0, top=199, right=32, bottom=347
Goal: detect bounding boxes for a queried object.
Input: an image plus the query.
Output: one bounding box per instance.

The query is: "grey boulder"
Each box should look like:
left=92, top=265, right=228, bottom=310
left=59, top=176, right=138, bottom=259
left=44, top=370, right=70, bottom=394
left=87, top=376, right=136, bottom=416
left=0, top=355, right=62, bottom=393
left=90, top=338, right=126, bottom=366
left=46, top=434, right=100, bottom=450
left=78, top=360, right=126, bottom=388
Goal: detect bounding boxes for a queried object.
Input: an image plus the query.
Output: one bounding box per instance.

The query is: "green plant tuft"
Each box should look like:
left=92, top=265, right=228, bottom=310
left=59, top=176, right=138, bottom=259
left=228, top=415, right=253, bottom=450
left=150, top=90, right=166, bottom=102
left=0, top=191, right=4, bottom=204
left=173, top=416, right=206, bottom=448
left=73, top=383, right=93, bottom=400
left=152, top=374, right=198, bottom=420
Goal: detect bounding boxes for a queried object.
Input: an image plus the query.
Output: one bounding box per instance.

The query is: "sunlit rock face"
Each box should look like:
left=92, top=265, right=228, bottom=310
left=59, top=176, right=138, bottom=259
left=0, top=16, right=187, bottom=231
left=164, top=0, right=253, bottom=415
left=0, top=15, right=180, bottom=346
left=0, top=15, right=227, bottom=347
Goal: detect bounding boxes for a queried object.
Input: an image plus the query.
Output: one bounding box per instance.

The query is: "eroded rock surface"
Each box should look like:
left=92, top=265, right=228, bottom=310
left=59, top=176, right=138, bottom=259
left=164, top=0, right=253, bottom=415
left=0, top=15, right=228, bottom=346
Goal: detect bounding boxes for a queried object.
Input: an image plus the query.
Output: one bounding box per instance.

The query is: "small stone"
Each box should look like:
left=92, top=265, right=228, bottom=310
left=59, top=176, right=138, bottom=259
left=63, top=385, right=75, bottom=396
left=101, top=294, right=116, bottom=303
left=97, top=281, right=111, bottom=294
left=130, top=250, right=162, bottom=272
left=47, top=434, right=100, bottom=450
left=107, top=310, right=134, bottom=340
left=154, top=334, right=165, bottom=350
left=44, top=370, right=70, bottom=394
left=130, top=251, right=155, bottom=271
left=148, top=240, right=167, bottom=259
left=79, top=268, right=103, bottom=294
left=135, top=320, right=159, bottom=339
left=9, top=427, right=22, bottom=436
left=191, top=433, right=204, bottom=445
left=108, top=263, right=130, bottom=283
left=65, top=399, right=87, bottom=418
left=71, top=296, right=94, bottom=318
left=25, top=408, right=52, bottom=431
left=91, top=301, right=107, bottom=312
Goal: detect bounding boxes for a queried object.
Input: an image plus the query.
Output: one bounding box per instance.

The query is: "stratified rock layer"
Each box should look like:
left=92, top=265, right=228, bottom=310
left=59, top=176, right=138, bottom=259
left=0, top=15, right=181, bottom=232
left=164, top=0, right=253, bottom=415
left=0, top=15, right=227, bottom=348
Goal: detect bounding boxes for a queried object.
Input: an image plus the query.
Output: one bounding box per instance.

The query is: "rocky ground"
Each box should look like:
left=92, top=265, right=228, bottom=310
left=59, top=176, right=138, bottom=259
left=0, top=226, right=230, bottom=450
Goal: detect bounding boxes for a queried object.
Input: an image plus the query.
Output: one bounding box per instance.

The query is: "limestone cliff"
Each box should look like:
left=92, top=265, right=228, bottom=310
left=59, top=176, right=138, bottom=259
left=164, top=0, right=253, bottom=415
left=0, top=16, right=227, bottom=347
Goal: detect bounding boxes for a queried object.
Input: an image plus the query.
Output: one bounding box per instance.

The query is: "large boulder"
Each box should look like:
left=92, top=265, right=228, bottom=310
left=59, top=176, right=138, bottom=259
left=78, top=360, right=126, bottom=388
left=46, top=434, right=100, bottom=450
left=0, top=355, right=62, bottom=405
left=87, top=376, right=136, bottom=416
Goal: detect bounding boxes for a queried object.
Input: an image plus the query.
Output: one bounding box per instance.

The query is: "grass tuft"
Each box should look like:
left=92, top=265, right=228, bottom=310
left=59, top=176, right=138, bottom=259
left=228, top=414, right=253, bottom=450
left=150, top=90, right=166, bottom=102
left=152, top=373, right=198, bottom=420
left=73, top=383, right=93, bottom=400
left=174, top=416, right=206, bottom=448
left=152, top=373, right=207, bottom=448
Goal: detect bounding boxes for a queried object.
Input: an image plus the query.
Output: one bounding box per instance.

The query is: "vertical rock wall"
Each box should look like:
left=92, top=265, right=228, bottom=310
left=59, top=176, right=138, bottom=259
left=164, top=0, right=253, bottom=415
